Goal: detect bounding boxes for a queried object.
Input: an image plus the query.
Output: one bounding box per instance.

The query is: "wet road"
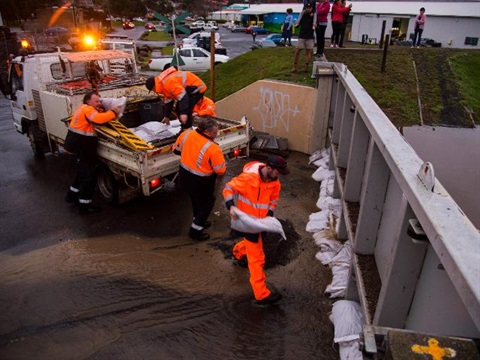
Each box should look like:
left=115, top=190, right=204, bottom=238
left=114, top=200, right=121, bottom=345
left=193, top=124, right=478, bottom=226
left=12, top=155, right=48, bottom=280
left=0, top=95, right=337, bottom=359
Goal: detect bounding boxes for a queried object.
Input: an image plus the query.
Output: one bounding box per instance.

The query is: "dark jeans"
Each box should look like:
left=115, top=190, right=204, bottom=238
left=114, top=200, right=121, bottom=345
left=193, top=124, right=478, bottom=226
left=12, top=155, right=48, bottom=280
left=413, top=28, right=423, bottom=46
left=178, top=166, right=217, bottom=229
left=332, top=22, right=343, bottom=46
left=64, top=131, right=99, bottom=201
left=315, top=24, right=327, bottom=55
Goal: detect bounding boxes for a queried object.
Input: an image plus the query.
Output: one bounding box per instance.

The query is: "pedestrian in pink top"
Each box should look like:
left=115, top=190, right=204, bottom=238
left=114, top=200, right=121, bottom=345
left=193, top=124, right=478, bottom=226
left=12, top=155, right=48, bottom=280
left=315, top=0, right=331, bottom=57
left=412, top=7, right=426, bottom=48
left=331, top=0, right=351, bottom=48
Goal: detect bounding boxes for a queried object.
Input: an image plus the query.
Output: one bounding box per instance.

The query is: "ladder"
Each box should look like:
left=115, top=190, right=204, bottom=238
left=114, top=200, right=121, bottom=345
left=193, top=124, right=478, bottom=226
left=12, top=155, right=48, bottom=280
left=96, top=119, right=155, bottom=151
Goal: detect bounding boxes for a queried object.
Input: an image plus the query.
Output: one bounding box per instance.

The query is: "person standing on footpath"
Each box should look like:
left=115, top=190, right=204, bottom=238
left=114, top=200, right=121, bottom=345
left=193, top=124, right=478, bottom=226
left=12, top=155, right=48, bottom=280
left=64, top=92, right=122, bottom=214
left=173, top=118, right=226, bottom=241
left=331, top=0, right=351, bottom=48
left=412, top=7, right=426, bottom=49
left=282, top=8, right=294, bottom=46
left=223, top=155, right=289, bottom=305
left=292, top=2, right=315, bottom=73
left=145, top=66, right=207, bottom=131
left=338, top=0, right=349, bottom=47
left=315, top=0, right=331, bottom=58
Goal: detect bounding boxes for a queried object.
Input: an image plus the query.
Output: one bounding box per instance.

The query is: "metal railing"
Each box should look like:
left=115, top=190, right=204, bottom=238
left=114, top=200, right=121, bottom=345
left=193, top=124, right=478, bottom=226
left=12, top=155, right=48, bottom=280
left=314, top=62, right=480, bottom=338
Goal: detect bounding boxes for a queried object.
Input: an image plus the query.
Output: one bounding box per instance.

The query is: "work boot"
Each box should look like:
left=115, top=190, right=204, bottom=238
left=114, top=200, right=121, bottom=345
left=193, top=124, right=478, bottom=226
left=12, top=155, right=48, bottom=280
left=256, top=291, right=282, bottom=306
left=188, top=227, right=210, bottom=241
left=65, top=190, right=79, bottom=204
left=79, top=203, right=101, bottom=215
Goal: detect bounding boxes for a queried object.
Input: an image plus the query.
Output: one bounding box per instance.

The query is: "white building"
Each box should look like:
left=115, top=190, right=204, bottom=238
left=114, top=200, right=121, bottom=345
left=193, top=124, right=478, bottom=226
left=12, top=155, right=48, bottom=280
left=350, top=1, right=480, bottom=48
left=210, top=2, right=480, bottom=49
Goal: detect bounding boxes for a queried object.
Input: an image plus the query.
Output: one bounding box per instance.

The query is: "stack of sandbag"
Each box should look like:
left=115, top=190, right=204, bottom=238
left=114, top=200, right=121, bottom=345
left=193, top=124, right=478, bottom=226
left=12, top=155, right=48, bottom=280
left=129, top=119, right=182, bottom=142
left=308, top=147, right=361, bottom=359
left=329, top=300, right=364, bottom=360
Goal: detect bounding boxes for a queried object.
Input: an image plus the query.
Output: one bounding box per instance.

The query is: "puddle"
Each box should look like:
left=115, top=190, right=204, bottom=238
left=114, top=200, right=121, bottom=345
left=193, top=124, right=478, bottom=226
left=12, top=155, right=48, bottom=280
left=403, top=125, right=480, bottom=228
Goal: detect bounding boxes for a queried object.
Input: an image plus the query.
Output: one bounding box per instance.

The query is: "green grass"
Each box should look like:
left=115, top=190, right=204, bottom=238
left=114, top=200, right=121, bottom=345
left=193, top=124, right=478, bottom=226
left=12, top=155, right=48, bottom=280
left=141, top=31, right=172, bottom=41
left=198, top=46, right=480, bottom=127
left=450, top=52, right=480, bottom=120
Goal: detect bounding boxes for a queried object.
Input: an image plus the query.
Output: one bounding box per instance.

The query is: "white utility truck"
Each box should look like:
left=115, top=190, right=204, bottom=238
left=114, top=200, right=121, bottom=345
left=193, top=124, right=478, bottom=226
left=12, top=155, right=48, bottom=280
left=1, top=49, right=249, bottom=203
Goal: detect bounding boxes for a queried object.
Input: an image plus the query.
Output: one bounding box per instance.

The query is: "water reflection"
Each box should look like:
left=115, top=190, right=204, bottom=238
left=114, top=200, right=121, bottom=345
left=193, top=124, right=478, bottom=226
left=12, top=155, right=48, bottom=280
left=403, top=125, right=480, bottom=228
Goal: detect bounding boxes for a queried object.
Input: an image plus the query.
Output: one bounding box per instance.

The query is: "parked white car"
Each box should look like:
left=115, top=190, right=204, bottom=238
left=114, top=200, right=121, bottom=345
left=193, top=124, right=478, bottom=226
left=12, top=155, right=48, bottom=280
left=182, top=31, right=221, bottom=47
left=148, top=46, right=230, bottom=73
left=204, top=21, right=219, bottom=31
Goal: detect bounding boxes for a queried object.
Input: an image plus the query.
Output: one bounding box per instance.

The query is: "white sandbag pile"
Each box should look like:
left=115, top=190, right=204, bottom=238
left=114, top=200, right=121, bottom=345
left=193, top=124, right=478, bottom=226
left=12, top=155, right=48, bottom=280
left=129, top=120, right=182, bottom=142
left=329, top=300, right=364, bottom=360
left=308, top=147, right=361, bottom=360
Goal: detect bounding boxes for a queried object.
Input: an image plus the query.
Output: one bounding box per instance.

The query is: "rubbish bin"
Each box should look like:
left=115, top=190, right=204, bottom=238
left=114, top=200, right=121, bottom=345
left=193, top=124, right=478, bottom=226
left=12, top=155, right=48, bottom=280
left=362, top=34, right=368, bottom=44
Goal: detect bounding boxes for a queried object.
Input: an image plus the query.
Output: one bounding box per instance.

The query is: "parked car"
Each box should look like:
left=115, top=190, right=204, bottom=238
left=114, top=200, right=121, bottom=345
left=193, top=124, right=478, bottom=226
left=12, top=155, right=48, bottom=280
left=148, top=46, right=230, bottom=73
left=144, top=22, right=156, bottom=30
left=230, top=25, right=246, bottom=33
left=244, top=26, right=270, bottom=35
left=263, top=33, right=283, bottom=45
left=182, top=31, right=221, bottom=47
left=44, top=26, right=68, bottom=37
left=122, top=21, right=135, bottom=30
left=204, top=21, right=218, bottom=31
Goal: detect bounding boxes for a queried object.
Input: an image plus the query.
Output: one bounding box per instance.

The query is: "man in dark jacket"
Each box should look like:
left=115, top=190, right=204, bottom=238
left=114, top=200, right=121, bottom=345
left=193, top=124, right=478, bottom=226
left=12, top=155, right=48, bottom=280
left=292, top=2, right=315, bottom=73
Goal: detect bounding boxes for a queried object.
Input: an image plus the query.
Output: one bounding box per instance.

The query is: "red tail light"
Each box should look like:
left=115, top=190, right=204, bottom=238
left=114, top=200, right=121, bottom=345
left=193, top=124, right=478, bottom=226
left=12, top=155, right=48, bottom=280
left=148, top=59, right=152, bottom=64
left=150, top=178, right=161, bottom=188
left=232, top=149, right=242, bottom=157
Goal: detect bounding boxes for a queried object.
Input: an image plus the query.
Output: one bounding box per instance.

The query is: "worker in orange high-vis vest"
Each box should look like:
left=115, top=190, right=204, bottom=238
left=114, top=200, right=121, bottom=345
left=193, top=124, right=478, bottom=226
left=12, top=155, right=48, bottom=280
left=64, top=92, right=121, bottom=215
left=223, top=155, right=289, bottom=305
left=145, top=65, right=207, bottom=131
left=173, top=117, right=226, bottom=241
left=192, top=96, right=216, bottom=117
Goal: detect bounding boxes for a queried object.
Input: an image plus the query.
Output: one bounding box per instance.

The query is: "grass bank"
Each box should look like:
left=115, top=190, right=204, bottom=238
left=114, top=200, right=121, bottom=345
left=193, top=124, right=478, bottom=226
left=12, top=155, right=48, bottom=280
left=198, top=46, right=480, bottom=127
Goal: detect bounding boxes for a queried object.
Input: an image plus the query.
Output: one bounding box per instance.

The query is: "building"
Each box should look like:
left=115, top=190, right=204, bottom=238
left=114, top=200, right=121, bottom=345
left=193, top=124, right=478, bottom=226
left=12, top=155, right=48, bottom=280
left=210, top=2, right=480, bottom=49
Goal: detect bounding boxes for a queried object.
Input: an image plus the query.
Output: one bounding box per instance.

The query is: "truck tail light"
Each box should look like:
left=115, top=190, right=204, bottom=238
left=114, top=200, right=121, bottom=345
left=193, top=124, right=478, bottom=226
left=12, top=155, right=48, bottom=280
left=148, top=59, right=152, bottom=64
left=150, top=177, right=161, bottom=189
left=230, top=148, right=243, bottom=158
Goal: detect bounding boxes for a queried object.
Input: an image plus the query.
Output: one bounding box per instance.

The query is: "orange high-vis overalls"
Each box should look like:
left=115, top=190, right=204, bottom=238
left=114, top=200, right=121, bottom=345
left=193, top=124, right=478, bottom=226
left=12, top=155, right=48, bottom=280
left=173, top=129, right=226, bottom=177
left=193, top=96, right=216, bottom=117
left=153, top=67, right=207, bottom=116
left=223, top=161, right=281, bottom=301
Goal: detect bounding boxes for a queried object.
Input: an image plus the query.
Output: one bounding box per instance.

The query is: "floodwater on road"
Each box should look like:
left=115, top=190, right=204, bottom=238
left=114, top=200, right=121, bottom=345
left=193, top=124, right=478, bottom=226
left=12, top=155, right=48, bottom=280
left=403, top=125, right=480, bottom=229
left=0, top=142, right=338, bottom=359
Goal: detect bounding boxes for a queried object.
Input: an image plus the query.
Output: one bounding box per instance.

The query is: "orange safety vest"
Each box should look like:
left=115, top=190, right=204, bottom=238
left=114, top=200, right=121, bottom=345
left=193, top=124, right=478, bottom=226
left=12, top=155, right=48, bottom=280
left=223, top=161, right=280, bottom=218
left=193, top=96, right=216, bottom=117
left=153, top=68, right=207, bottom=105
left=69, top=104, right=117, bottom=137
left=173, top=129, right=226, bottom=177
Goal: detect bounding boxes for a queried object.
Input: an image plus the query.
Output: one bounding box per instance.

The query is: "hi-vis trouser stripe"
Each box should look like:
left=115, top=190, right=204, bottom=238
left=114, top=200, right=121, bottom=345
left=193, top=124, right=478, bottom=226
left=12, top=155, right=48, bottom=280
left=97, top=120, right=155, bottom=152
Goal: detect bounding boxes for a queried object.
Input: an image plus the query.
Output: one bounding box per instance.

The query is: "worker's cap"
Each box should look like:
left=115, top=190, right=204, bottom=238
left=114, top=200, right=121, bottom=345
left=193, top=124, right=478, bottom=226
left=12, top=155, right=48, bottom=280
left=145, top=76, right=155, bottom=91
left=267, top=155, right=290, bottom=175
left=305, top=2, right=313, bottom=8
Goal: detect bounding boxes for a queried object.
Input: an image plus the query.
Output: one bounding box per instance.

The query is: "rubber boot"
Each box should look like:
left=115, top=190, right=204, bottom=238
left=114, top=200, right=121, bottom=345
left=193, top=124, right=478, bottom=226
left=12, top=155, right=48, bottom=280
left=188, top=227, right=210, bottom=241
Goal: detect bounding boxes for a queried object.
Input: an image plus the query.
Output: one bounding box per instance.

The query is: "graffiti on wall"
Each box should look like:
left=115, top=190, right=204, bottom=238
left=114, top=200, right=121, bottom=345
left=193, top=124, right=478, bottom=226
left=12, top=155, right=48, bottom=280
left=252, top=86, right=300, bottom=132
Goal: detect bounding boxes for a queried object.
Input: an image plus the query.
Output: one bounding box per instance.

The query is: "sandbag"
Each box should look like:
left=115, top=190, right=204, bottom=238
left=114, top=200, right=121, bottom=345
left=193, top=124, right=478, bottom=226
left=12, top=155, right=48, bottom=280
left=231, top=207, right=286, bottom=240
left=101, top=97, right=126, bottom=118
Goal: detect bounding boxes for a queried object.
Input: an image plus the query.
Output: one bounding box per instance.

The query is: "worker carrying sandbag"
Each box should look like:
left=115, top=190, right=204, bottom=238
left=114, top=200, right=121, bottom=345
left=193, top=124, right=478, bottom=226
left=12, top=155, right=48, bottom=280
left=223, top=155, right=289, bottom=305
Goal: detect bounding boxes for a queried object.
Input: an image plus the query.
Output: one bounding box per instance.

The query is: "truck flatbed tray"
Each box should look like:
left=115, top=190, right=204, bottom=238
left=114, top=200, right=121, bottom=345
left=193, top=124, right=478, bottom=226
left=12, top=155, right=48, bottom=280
left=46, top=74, right=147, bottom=95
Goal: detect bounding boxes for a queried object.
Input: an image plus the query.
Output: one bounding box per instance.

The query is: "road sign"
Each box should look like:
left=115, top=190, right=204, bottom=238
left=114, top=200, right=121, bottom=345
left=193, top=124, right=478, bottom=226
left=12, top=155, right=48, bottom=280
left=153, top=12, right=191, bottom=35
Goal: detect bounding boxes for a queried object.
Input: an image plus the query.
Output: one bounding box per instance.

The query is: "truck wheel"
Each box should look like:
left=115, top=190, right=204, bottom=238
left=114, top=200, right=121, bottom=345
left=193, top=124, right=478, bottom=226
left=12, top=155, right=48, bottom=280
left=28, top=123, right=46, bottom=160
left=97, top=165, right=119, bottom=204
